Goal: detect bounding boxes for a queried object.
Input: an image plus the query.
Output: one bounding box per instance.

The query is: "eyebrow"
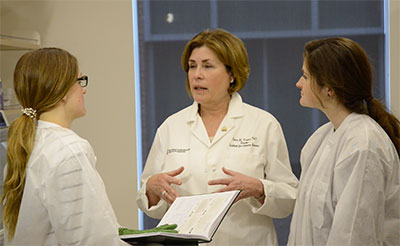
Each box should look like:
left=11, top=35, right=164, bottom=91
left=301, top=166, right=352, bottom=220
left=189, top=59, right=213, bottom=63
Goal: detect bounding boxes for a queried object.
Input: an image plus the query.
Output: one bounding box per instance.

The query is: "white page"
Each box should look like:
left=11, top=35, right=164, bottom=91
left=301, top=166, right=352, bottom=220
left=158, top=191, right=238, bottom=237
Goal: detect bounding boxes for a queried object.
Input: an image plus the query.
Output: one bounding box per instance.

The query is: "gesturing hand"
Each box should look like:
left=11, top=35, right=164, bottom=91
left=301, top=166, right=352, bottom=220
left=146, top=166, right=184, bottom=207
left=208, top=167, right=265, bottom=203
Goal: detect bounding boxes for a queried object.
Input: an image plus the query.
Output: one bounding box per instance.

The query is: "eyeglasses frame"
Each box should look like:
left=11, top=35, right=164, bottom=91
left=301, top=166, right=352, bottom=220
left=77, top=75, right=88, bottom=87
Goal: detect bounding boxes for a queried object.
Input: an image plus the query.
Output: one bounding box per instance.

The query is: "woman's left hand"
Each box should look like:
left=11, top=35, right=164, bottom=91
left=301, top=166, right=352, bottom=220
left=208, top=167, right=265, bottom=203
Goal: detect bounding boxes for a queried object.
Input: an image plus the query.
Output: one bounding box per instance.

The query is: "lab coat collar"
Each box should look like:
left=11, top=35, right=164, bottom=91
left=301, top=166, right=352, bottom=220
left=187, top=92, right=244, bottom=122
left=186, top=93, right=244, bottom=147
left=327, top=112, right=359, bottom=145
left=37, top=120, right=71, bottom=131
left=37, top=120, right=62, bottom=129
left=226, top=93, right=245, bottom=118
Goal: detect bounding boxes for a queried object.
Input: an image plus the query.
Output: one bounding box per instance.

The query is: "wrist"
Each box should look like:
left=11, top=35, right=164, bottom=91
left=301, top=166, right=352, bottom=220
left=255, top=180, right=265, bottom=201
left=256, top=192, right=265, bottom=201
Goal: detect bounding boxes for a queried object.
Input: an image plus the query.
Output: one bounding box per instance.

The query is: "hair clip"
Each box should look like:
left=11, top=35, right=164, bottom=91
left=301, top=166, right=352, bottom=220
left=22, top=108, right=37, bottom=119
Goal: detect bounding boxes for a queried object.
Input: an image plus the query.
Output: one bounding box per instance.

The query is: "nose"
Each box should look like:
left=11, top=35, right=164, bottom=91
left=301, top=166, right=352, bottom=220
left=193, top=67, right=203, bottom=79
left=296, top=77, right=302, bottom=89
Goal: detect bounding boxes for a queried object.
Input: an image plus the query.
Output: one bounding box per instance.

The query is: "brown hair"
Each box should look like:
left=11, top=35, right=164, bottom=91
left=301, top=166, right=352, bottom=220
left=2, top=48, right=78, bottom=240
left=181, top=28, right=250, bottom=96
left=304, top=37, right=400, bottom=154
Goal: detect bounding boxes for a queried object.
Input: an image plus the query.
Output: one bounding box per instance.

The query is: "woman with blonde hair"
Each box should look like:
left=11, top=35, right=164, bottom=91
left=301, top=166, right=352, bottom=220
left=2, top=48, right=128, bottom=245
left=288, top=37, right=400, bottom=245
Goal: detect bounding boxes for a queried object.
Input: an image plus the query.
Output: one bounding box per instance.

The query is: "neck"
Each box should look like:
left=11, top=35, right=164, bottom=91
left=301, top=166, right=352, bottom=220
left=321, top=102, right=351, bottom=131
left=198, top=95, right=230, bottom=118
left=39, top=104, right=72, bottom=128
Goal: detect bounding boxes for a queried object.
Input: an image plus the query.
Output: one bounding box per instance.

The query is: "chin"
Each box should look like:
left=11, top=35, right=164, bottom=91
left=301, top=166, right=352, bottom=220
left=299, top=101, right=311, bottom=108
left=77, top=110, right=87, bottom=119
left=192, top=95, right=205, bottom=104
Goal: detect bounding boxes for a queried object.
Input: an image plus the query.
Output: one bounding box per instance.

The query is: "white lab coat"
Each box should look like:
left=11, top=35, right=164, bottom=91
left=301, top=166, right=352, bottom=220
left=137, top=93, right=298, bottom=246
left=288, top=113, right=400, bottom=245
left=6, top=121, right=128, bottom=246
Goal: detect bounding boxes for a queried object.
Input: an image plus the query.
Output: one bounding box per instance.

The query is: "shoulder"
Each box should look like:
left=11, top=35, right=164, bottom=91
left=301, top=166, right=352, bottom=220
left=302, top=121, right=333, bottom=151
left=341, top=114, right=392, bottom=150
left=165, top=105, right=193, bottom=121
left=157, top=104, right=194, bottom=130
left=41, top=125, right=91, bottom=150
left=239, top=101, right=284, bottom=133
left=32, top=122, right=95, bottom=167
left=243, top=102, right=278, bottom=121
left=308, top=121, right=333, bottom=141
left=329, top=114, right=400, bottom=181
left=337, top=113, right=397, bottom=163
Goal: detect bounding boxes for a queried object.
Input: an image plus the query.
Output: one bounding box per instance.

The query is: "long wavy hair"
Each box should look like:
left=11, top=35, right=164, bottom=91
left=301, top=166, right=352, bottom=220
left=304, top=37, right=400, bottom=154
left=1, top=48, right=78, bottom=240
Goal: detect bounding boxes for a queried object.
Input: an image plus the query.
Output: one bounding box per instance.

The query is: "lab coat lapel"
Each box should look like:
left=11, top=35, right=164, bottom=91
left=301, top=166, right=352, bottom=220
left=210, top=93, right=243, bottom=146
left=187, top=101, right=212, bottom=147
left=210, top=118, right=234, bottom=146
left=186, top=93, right=244, bottom=147
left=191, top=117, right=212, bottom=147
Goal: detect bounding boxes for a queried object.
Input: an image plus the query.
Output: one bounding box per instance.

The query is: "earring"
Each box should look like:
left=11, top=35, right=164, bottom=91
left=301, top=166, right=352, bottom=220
left=230, top=78, right=234, bottom=83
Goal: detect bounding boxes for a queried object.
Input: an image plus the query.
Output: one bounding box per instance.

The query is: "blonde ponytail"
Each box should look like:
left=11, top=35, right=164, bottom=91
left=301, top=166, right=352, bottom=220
left=1, top=116, right=36, bottom=240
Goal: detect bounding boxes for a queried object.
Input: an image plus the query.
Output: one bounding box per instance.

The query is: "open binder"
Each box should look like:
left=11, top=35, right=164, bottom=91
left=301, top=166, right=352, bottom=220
left=121, top=190, right=240, bottom=245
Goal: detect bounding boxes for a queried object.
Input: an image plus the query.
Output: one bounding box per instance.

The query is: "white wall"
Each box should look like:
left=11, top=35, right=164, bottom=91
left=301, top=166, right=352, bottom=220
left=0, top=0, right=138, bottom=228
left=390, top=0, right=400, bottom=118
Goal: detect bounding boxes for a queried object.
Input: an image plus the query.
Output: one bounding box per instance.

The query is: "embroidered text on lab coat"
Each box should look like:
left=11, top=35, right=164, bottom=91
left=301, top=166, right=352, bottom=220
left=167, top=148, right=190, bottom=155
left=229, top=137, right=259, bottom=148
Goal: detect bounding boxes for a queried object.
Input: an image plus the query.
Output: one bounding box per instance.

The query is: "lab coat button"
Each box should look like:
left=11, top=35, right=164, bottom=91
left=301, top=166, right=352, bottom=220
left=212, top=167, right=217, bottom=172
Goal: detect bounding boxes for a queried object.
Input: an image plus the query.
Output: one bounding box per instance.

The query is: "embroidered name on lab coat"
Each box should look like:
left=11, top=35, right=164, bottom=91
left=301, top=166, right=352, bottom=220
left=167, top=148, right=190, bottom=155
left=229, top=137, right=259, bottom=148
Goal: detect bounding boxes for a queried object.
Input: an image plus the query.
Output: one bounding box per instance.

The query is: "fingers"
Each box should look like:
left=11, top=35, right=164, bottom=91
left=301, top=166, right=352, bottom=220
left=209, top=168, right=262, bottom=203
left=166, top=175, right=182, bottom=186
left=161, top=189, right=178, bottom=204
left=163, top=184, right=179, bottom=198
left=211, top=186, right=232, bottom=193
left=208, top=167, right=235, bottom=186
left=166, top=166, right=184, bottom=177
left=159, top=168, right=185, bottom=203
left=146, top=167, right=185, bottom=205
left=222, top=167, right=237, bottom=176
left=164, top=166, right=184, bottom=186
left=208, top=178, right=231, bottom=186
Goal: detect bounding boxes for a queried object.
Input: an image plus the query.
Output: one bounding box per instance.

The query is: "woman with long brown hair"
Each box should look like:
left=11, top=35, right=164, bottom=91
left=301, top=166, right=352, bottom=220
left=288, top=37, right=400, bottom=245
left=2, top=48, right=128, bottom=245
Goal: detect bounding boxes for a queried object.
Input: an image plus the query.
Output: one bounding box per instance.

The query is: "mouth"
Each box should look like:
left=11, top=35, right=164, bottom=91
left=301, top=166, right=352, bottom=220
left=193, top=86, right=207, bottom=91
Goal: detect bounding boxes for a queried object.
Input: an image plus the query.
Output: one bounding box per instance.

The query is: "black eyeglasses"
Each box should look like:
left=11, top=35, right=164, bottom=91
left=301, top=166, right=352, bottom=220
left=77, top=75, right=88, bottom=87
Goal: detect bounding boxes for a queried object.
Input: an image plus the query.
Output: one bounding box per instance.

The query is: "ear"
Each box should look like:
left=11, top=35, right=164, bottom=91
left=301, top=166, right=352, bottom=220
left=61, top=94, right=68, bottom=103
left=322, top=86, right=334, bottom=98
left=327, top=87, right=335, bottom=97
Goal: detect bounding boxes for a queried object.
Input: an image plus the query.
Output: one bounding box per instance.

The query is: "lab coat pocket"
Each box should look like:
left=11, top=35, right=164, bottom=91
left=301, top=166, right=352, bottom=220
left=164, top=151, right=191, bottom=183
left=221, top=152, right=264, bottom=179
left=310, top=180, right=329, bottom=229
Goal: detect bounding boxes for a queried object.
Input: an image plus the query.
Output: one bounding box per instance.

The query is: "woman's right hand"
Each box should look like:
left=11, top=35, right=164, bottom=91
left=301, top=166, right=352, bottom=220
left=146, top=166, right=184, bottom=207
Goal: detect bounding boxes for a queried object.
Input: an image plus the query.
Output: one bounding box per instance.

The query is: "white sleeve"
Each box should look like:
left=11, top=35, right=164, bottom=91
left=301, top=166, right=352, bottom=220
left=250, top=119, right=299, bottom=218
left=327, top=149, right=386, bottom=245
left=136, top=129, right=169, bottom=219
left=43, top=146, right=128, bottom=246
